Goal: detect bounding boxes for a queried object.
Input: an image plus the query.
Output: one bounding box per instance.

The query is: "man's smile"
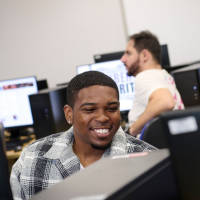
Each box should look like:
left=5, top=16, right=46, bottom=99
left=90, top=127, right=112, bottom=139
left=93, top=129, right=109, bottom=134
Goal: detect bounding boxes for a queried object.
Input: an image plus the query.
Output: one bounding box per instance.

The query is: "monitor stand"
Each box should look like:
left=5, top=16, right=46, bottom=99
left=6, top=129, right=32, bottom=151
left=8, top=129, right=20, bottom=142
left=120, top=111, right=129, bottom=134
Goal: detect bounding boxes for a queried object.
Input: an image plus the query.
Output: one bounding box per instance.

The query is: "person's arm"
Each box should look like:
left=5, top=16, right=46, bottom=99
left=129, top=88, right=175, bottom=136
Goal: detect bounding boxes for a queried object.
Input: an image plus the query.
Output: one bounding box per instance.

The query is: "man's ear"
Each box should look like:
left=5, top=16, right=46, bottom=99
left=140, top=49, right=149, bottom=62
left=63, top=105, right=73, bottom=124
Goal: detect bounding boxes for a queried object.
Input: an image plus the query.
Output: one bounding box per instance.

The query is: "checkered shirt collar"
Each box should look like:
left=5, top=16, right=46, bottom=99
left=43, top=126, right=127, bottom=161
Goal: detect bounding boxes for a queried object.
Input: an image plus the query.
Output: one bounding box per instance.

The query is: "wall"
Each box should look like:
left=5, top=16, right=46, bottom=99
left=0, top=0, right=127, bottom=87
left=1, top=0, right=200, bottom=88
left=122, top=0, right=200, bottom=66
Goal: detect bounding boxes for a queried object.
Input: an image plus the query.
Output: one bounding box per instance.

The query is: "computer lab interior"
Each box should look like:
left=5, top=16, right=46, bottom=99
left=1, top=0, right=200, bottom=199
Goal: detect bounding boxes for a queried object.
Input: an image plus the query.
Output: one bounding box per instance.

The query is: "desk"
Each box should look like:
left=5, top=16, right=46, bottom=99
left=6, top=135, right=36, bottom=173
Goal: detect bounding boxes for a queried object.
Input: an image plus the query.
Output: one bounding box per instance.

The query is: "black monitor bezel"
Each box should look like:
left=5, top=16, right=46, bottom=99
left=94, top=51, right=124, bottom=63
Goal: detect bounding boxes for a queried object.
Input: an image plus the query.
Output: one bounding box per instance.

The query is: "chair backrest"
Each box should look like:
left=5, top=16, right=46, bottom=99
left=141, top=117, right=168, bottom=149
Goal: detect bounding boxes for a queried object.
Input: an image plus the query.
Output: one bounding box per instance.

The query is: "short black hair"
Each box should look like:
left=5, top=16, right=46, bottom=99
left=67, top=71, right=119, bottom=108
left=129, top=31, right=161, bottom=64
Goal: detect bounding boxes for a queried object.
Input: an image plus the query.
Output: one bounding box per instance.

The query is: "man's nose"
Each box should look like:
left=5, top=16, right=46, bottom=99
left=95, top=110, right=109, bottom=122
left=121, top=54, right=126, bottom=63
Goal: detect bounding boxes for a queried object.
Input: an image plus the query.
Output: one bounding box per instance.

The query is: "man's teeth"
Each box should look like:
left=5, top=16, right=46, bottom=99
left=94, top=129, right=109, bottom=134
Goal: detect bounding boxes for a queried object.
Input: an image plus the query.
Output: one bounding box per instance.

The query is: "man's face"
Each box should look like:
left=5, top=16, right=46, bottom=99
left=70, top=85, right=121, bottom=150
left=121, top=40, right=141, bottom=77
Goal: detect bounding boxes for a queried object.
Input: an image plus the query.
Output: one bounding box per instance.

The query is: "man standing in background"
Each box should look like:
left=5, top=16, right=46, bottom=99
left=121, top=31, right=184, bottom=137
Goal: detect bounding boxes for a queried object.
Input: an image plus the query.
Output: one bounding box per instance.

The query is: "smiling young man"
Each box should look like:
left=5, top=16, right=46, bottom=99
left=121, top=31, right=184, bottom=137
left=10, top=71, right=156, bottom=200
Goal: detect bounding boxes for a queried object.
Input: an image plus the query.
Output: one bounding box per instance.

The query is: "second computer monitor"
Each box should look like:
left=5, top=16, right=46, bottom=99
left=77, top=60, right=135, bottom=112
left=93, top=44, right=170, bottom=69
left=0, top=76, right=38, bottom=139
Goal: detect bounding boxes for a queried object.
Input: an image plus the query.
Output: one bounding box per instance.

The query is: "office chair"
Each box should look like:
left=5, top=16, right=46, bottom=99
left=140, top=117, right=168, bottom=149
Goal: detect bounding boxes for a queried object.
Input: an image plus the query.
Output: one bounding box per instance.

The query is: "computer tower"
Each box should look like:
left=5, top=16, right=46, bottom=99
left=172, top=68, right=200, bottom=107
left=29, top=86, right=71, bottom=139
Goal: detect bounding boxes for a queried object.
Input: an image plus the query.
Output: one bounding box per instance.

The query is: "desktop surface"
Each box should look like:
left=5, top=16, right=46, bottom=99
left=32, top=149, right=179, bottom=200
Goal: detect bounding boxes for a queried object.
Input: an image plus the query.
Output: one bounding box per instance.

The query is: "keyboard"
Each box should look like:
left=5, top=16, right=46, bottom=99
left=6, top=138, right=32, bottom=151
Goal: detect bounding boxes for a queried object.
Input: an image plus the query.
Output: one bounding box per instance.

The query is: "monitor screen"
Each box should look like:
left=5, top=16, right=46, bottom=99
left=77, top=60, right=135, bottom=112
left=0, top=76, right=38, bottom=128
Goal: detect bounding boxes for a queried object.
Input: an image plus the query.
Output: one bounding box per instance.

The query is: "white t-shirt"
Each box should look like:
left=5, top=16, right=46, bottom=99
left=128, top=69, right=184, bottom=126
left=80, top=163, right=85, bottom=170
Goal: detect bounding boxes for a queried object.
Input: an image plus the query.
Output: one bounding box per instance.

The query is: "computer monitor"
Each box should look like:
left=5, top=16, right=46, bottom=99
left=77, top=60, right=135, bottom=112
left=0, top=76, right=38, bottom=140
left=93, top=44, right=170, bottom=69
left=94, top=51, right=124, bottom=63
left=31, top=149, right=179, bottom=200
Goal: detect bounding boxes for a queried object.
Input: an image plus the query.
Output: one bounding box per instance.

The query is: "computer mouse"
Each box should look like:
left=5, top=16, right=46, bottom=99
left=14, top=145, right=22, bottom=152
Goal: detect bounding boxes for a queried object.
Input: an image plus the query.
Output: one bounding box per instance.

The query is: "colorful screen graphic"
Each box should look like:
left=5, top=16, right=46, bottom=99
left=77, top=60, right=135, bottom=111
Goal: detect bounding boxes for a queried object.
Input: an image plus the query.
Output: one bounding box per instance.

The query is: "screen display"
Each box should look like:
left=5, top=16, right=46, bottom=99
left=0, top=76, right=38, bottom=128
left=77, top=60, right=135, bottom=111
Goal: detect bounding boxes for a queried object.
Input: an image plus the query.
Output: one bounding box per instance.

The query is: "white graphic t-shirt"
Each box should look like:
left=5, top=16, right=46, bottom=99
left=128, top=69, right=184, bottom=126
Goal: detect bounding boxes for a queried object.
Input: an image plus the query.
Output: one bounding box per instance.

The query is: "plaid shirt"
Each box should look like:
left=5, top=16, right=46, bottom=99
left=10, top=127, right=157, bottom=200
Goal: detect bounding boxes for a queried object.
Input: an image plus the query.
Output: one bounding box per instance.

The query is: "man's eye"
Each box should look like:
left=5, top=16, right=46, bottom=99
left=108, top=107, right=118, bottom=112
left=84, top=108, right=95, bottom=112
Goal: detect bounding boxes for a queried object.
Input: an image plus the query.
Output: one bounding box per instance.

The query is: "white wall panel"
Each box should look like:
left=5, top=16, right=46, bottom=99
left=122, top=0, right=200, bottom=66
left=0, top=0, right=127, bottom=87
